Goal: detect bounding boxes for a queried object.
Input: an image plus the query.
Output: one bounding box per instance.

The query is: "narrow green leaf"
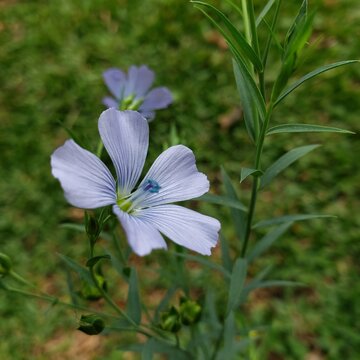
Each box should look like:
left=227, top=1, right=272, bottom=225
left=284, top=0, right=308, bottom=51
left=275, top=60, right=359, bottom=105
left=232, top=49, right=266, bottom=117
left=256, top=0, right=276, bottom=27
left=226, top=258, right=248, bottom=314
left=233, top=59, right=258, bottom=141
left=60, top=223, right=86, bottom=232
left=245, top=280, right=304, bottom=292
left=126, top=267, right=141, bottom=325
left=58, top=253, right=93, bottom=285
left=266, top=123, right=355, bottom=135
left=192, top=1, right=263, bottom=71
left=219, top=311, right=236, bottom=359
left=284, top=11, right=314, bottom=60
left=260, top=144, right=320, bottom=189
left=245, top=0, right=261, bottom=60
left=205, top=289, right=221, bottom=330
left=86, top=255, right=111, bottom=268
left=253, top=214, right=335, bottom=229
left=240, top=279, right=303, bottom=303
left=221, top=167, right=247, bottom=242
left=247, top=222, right=293, bottom=262
left=198, top=193, right=247, bottom=211
left=240, top=167, right=263, bottom=183
left=171, top=251, right=230, bottom=278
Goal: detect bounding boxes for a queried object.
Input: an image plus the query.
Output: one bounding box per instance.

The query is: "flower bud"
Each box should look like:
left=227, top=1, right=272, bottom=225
left=160, top=306, right=181, bottom=333
left=85, top=213, right=100, bottom=241
left=80, top=274, right=106, bottom=301
left=78, top=314, right=105, bottom=335
left=0, top=253, right=12, bottom=276
left=179, top=297, right=202, bottom=325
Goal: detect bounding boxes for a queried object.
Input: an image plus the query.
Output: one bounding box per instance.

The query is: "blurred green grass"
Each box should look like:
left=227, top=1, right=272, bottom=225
left=0, top=0, right=359, bottom=358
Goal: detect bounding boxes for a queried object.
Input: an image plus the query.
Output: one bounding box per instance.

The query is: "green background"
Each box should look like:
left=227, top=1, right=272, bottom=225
left=0, top=0, right=359, bottom=358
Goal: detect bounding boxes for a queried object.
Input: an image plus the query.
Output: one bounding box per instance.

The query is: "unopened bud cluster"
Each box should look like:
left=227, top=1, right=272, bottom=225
left=160, top=297, right=202, bottom=333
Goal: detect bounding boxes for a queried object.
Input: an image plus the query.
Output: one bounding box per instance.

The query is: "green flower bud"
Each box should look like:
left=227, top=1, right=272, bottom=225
left=179, top=297, right=202, bottom=325
left=85, top=213, right=100, bottom=241
left=160, top=306, right=182, bottom=333
left=78, top=314, right=105, bottom=335
left=80, top=274, right=106, bottom=301
left=0, top=253, right=12, bottom=276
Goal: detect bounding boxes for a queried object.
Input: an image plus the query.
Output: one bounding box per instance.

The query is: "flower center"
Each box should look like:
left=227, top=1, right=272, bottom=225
left=117, top=179, right=161, bottom=213
left=120, top=94, right=143, bottom=111
left=143, top=179, right=161, bottom=193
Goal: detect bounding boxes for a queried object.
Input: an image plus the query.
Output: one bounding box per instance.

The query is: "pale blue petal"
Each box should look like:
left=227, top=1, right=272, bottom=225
left=139, top=110, right=155, bottom=121
left=130, top=145, right=209, bottom=208
left=51, top=140, right=116, bottom=209
left=113, top=205, right=167, bottom=256
left=103, top=68, right=126, bottom=99
left=134, top=205, right=220, bottom=255
left=124, top=65, right=155, bottom=99
left=102, top=96, right=119, bottom=109
left=98, top=109, right=149, bottom=196
left=139, top=87, right=173, bottom=111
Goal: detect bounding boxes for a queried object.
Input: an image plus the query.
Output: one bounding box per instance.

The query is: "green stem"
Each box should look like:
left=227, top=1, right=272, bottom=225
left=241, top=103, right=274, bottom=257
left=88, top=264, right=136, bottom=326
left=9, top=270, right=38, bottom=290
left=4, top=285, right=116, bottom=319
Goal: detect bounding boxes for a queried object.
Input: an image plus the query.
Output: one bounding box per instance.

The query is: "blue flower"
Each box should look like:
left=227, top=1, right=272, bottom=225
left=51, top=109, right=220, bottom=256
left=102, top=65, right=173, bottom=120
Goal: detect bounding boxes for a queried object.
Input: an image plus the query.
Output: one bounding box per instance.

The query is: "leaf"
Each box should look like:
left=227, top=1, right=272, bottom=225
left=126, top=267, right=141, bottom=325
left=284, top=0, right=308, bottom=51
left=60, top=223, right=86, bottom=232
left=266, top=123, right=355, bottom=135
left=233, top=59, right=258, bottom=141
left=204, top=289, right=221, bottom=330
left=198, top=193, right=247, bottom=211
left=86, top=255, right=111, bottom=268
left=218, top=311, right=236, bottom=359
left=275, top=60, right=359, bottom=106
left=256, top=0, right=276, bottom=27
left=247, top=222, right=293, bottom=262
left=253, top=214, right=335, bottom=229
left=245, top=280, right=304, bottom=292
left=221, top=167, right=247, bottom=243
left=260, top=144, right=320, bottom=189
left=58, top=253, right=93, bottom=285
left=192, top=1, right=263, bottom=71
left=240, top=279, right=303, bottom=304
left=171, top=251, right=230, bottom=278
left=240, top=167, right=263, bottom=183
left=226, top=258, right=248, bottom=314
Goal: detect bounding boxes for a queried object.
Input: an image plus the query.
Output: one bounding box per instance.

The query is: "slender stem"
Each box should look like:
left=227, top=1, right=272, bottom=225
left=241, top=103, right=274, bottom=257
left=88, top=264, right=136, bottom=326
left=9, top=270, right=38, bottom=290
left=4, top=285, right=116, bottom=318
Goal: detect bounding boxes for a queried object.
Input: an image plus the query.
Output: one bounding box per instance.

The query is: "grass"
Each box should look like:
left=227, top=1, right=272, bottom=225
left=0, top=0, right=359, bottom=358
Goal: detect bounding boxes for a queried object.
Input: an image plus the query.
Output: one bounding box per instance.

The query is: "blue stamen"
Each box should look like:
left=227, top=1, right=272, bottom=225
left=143, top=179, right=161, bottom=193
